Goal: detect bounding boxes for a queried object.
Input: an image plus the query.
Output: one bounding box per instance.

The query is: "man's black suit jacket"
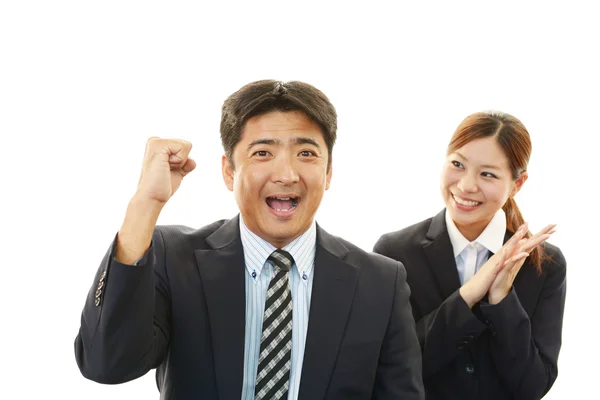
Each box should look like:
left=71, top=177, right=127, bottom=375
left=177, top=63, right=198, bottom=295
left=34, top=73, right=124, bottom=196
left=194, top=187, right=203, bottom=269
left=373, top=209, right=567, bottom=400
left=75, top=216, right=425, bottom=399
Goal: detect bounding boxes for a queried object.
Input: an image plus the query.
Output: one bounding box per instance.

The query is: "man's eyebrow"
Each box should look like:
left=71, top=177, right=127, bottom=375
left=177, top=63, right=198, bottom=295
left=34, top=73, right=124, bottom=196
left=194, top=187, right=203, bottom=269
left=246, top=136, right=321, bottom=151
left=292, top=136, right=321, bottom=148
left=246, top=138, right=280, bottom=151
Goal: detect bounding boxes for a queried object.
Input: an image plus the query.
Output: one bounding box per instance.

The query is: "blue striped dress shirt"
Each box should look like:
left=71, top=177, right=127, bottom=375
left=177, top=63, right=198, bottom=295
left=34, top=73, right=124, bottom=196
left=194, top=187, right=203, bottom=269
left=239, top=217, right=316, bottom=400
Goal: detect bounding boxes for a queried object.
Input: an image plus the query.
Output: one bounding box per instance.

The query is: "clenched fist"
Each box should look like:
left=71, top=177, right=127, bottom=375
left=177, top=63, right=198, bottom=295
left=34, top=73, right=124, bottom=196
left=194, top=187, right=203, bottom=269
left=136, top=137, right=196, bottom=204
left=115, top=138, right=196, bottom=264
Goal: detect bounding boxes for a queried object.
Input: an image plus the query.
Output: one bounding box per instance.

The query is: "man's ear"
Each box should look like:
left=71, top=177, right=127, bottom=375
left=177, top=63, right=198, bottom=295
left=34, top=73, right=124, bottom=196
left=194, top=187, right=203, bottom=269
left=222, top=155, right=234, bottom=191
left=325, top=162, right=333, bottom=190
left=511, top=171, right=528, bottom=197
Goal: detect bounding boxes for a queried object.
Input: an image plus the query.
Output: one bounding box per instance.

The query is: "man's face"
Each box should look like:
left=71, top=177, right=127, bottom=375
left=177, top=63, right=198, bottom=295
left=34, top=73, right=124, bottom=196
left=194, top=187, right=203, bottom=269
left=222, top=110, right=332, bottom=248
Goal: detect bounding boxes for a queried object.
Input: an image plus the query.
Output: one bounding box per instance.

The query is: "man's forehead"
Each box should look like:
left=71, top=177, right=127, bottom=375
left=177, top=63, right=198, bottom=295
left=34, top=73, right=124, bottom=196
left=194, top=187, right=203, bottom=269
left=245, top=111, right=320, bottom=130
left=241, top=115, right=325, bottom=143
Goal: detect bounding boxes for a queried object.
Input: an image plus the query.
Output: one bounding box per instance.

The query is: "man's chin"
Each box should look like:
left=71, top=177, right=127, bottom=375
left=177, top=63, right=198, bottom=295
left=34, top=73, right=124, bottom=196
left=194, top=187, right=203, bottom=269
left=261, top=223, right=309, bottom=247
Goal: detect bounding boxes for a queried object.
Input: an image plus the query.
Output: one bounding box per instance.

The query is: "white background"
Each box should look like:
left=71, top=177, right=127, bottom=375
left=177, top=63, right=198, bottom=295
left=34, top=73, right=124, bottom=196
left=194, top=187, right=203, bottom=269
left=1, top=1, right=597, bottom=399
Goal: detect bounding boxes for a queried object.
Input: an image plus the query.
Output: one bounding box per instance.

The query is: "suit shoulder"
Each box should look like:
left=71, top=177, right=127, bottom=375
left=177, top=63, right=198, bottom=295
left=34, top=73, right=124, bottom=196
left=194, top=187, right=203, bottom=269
left=330, top=234, right=405, bottom=275
left=543, top=242, right=566, bottom=264
left=155, top=219, right=228, bottom=247
left=375, top=217, right=433, bottom=253
left=542, top=241, right=567, bottom=276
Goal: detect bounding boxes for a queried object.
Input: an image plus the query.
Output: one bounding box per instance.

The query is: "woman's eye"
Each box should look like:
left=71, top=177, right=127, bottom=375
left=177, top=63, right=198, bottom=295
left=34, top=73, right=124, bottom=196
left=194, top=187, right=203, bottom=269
left=451, top=160, right=463, bottom=168
left=482, top=172, right=498, bottom=179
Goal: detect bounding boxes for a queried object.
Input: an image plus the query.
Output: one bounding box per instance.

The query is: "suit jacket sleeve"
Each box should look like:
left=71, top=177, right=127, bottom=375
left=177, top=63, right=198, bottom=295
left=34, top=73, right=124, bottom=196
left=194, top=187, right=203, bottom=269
left=74, top=228, right=171, bottom=384
left=374, top=236, right=488, bottom=379
left=479, top=248, right=567, bottom=399
left=372, top=261, right=425, bottom=400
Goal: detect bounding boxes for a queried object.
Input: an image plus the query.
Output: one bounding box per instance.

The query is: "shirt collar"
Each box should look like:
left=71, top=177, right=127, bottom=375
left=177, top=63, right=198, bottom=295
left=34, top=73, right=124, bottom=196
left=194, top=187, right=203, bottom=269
left=445, top=208, right=507, bottom=258
left=239, top=216, right=317, bottom=280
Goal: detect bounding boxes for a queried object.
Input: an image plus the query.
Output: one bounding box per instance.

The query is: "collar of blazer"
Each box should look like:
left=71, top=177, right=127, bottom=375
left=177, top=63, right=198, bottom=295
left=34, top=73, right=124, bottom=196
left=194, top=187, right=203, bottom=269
left=194, top=214, right=358, bottom=400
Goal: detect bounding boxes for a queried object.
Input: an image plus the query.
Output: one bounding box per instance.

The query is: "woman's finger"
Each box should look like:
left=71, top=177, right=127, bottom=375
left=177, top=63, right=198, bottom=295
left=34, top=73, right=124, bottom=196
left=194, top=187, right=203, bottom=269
left=528, top=224, right=557, bottom=241
left=522, top=233, right=553, bottom=253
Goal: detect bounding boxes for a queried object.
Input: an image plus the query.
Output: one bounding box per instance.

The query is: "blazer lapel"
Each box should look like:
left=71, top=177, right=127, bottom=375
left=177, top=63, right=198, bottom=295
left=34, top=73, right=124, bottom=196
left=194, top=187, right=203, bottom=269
left=299, top=225, right=358, bottom=400
left=195, top=215, right=245, bottom=400
left=422, top=209, right=462, bottom=300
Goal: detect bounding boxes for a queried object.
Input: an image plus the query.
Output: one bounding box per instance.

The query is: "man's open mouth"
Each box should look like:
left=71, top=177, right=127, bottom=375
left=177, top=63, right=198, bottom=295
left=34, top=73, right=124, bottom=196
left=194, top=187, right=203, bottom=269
left=266, top=196, right=300, bottom=212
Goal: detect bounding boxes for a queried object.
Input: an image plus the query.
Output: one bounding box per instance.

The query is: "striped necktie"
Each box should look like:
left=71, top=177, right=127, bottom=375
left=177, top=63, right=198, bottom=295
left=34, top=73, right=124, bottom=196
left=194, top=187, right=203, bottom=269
left=254, top=249, right=294, bottom=400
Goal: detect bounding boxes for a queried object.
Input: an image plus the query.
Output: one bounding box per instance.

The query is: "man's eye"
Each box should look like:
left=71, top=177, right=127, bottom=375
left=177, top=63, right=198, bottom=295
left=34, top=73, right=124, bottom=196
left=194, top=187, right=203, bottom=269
left=254, top=150, right=269, bottom=157
left=299, top=150, right=315, bottom=157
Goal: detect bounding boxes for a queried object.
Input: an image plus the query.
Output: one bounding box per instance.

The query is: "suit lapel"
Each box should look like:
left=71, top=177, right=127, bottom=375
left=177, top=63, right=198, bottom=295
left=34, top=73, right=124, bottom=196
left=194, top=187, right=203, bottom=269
left=423, top=209, right=462, bottom=300
left=299, top=226, right=358, bottom=400
left=195, top=216, right=245, bottom=400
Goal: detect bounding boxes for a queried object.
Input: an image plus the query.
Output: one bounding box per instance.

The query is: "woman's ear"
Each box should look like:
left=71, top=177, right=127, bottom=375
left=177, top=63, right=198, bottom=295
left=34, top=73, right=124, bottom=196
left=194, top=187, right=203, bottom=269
left=511, top=171, right=529, bottom=197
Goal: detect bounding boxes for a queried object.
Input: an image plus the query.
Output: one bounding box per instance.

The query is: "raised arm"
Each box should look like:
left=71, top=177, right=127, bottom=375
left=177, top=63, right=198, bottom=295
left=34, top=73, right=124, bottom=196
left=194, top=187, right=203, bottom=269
left=74, top=138, right=195, bottom=383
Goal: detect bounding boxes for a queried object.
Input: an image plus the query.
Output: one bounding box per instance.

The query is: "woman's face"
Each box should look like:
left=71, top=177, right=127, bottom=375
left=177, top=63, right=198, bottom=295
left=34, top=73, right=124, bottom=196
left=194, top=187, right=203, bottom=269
left=440, top=136, right=527, bottom=240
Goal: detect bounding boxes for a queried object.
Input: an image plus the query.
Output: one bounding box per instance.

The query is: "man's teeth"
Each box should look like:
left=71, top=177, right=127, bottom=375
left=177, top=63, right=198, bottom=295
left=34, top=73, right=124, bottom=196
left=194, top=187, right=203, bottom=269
left=454, top=195, right=480, bottom=207
left=270, top=197, right=299, bottom=212
left=274, top=204, right=297, bottom=212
